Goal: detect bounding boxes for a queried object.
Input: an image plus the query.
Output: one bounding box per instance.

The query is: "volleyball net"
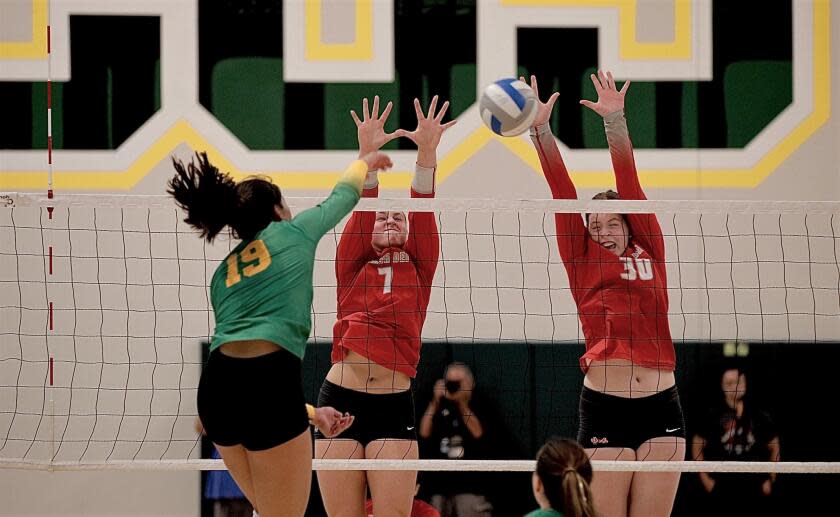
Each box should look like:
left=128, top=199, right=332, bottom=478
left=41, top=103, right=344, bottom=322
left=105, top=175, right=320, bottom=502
left=1, top=193, right=839, bottom=474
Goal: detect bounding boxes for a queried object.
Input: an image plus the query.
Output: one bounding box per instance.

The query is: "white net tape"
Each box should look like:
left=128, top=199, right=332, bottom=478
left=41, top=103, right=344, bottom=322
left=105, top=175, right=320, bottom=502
left=1, top=459, right=839, bottom=474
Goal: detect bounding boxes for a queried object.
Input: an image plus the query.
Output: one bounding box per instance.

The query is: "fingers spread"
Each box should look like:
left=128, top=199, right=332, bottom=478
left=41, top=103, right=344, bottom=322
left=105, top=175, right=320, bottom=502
left=387, top=128, right=409, bottom=141
left=413, top=98, right=424, bottom=120
left=546, top=92, right=560, bottom=110
left=435, top=100, right=450, bottom=122
left=606, top=71, right=616, bottom=90
left=619, top=80, right=631, bottom=95
left=380, top=101, right=394, bottom=123
left=590, top=73, right=603, bottom=92
left=530, top=74, right=540, bottom=99
left=427, top=95, right=439, bottom=119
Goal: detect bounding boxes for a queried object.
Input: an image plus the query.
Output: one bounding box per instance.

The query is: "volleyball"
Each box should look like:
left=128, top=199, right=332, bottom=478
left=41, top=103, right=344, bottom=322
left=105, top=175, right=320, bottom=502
left=479, top=78, right=539, bottom=137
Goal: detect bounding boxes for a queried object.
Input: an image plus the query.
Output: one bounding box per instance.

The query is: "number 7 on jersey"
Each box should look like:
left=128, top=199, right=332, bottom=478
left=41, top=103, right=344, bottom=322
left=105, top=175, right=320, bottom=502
left=378, top=267, right=392, bottom=294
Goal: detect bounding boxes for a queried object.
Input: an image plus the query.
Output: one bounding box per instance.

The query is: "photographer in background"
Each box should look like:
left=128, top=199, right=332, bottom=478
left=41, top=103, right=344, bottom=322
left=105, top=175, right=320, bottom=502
left=419, top=362, right=493, bottom=517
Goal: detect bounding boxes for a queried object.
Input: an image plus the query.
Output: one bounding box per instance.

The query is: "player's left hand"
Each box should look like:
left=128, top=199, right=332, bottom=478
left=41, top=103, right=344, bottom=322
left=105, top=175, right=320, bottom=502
left=579, top=70, right=630, bottom=118
left=313, top=406, right=355, bottom=438
left=403, top=95, right=457, bottom=153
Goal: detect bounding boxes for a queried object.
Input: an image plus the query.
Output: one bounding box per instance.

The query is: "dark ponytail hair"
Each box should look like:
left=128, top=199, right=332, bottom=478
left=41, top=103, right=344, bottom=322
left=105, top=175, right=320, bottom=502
left=536, top=437, right=598, bottom=517
left=168, top=152, right=283, bottom=242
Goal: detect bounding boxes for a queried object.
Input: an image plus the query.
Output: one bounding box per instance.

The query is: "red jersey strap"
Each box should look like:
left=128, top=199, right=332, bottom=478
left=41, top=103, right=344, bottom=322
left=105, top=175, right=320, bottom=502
left=530, top=123, right=588, bottom=260
left=604, top=110, right=665, bottom=260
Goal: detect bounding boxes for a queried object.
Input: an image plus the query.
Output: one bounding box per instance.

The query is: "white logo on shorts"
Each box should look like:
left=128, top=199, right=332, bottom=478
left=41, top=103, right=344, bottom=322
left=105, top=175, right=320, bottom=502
left=665, top=427, right=681, bottom=433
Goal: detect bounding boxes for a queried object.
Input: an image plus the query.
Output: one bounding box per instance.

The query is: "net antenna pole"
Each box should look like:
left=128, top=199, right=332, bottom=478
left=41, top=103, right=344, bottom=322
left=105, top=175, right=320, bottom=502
left=46, top=0, right=55, bottom=469
left=46, top=0, right=54, bottom=217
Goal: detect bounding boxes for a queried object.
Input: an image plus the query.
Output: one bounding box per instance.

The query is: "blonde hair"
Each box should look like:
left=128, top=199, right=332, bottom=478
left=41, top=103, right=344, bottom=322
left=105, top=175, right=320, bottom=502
left=535, top=438, right=598, bottom=517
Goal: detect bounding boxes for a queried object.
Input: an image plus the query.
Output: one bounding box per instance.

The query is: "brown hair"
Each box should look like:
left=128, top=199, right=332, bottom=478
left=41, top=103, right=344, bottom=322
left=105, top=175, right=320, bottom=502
left=167, top=152, right=282, bottom=243
left=585, top=189, right=621, bottom=225
left=535, top=438, right=598, bottom=517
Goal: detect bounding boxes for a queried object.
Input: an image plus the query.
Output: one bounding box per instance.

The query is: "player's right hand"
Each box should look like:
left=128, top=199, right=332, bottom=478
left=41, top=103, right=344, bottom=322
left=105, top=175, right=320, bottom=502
left=313, top=406, right=355, bottom=438
left=351, top=96, right=407, bottom=156
left=360, top=151, right=393, bottom=173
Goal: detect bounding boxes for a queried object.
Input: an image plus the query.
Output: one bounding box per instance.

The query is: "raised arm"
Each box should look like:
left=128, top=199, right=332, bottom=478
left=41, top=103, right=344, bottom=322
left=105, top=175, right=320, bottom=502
left=337, top=96, right=406, bottom=281
left=336, top=185, right=378, bottom=283
left=402, top=96, right=453, bottom=283
left=524, top=75, right=588, bottom=261
left=582, top=71, right=664, bottom=259
left=292, top=153, right=392, bottom=242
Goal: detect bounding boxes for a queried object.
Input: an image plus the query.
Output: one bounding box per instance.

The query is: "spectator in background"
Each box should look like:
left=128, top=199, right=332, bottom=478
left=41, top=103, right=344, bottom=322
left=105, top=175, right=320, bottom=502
left=525, top=437, right=597, bottom=517
left=195, top=418, right=252, bottom=517
left=691, top=364, right=780, bottom=515
left=419, top=362, right=493, bottom=517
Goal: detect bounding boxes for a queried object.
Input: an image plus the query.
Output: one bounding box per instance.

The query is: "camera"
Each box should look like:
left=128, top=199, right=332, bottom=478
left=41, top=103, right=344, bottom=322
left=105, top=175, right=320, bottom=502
left=445, top=380, right=461, bottom=394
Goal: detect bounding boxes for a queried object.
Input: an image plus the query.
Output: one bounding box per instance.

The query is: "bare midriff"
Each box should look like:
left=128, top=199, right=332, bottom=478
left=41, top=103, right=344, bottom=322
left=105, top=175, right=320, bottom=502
left=326, top=349, right=411, bottom=393
left=219, top=340, right=283, bottom=358
left=583, top=358, right=675, bottom=398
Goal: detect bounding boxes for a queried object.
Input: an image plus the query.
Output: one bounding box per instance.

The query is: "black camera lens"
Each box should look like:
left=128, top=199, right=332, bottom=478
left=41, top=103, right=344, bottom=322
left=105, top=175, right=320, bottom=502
left=445, top=380, right=461, bottom=394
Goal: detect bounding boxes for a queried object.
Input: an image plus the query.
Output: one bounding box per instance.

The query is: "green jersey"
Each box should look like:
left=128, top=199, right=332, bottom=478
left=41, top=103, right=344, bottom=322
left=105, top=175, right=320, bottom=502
left=209, top=181, right=361, bottom=358
left=523, top=509, right=563, bottom=517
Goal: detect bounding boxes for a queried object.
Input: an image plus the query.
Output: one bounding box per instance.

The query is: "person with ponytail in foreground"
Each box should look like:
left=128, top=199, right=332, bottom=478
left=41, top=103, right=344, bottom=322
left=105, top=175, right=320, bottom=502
left=169, top=150, right=393, bottom=517
left=527, top=437, right=598, bottom=517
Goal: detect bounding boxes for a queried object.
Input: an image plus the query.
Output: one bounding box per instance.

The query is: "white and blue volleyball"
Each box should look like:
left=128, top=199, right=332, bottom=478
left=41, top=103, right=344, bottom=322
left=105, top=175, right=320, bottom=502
left=479, top=78, right=538, bottom=137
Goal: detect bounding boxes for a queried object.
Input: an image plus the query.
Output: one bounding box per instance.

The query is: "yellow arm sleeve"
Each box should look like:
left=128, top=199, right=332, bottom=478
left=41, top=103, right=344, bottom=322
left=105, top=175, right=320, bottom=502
left=339, top=160, right=368, bottom=195
left=306, top=403, right=316, bottom=423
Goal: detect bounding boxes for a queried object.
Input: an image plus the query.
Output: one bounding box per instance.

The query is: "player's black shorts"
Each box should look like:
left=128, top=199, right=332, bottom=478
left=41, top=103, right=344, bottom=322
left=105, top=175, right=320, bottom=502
left=577, top=385, right=685, bottom=450
left=314, top=380, right=416, bottom=446
left=197, top=346, right=308, bottom=451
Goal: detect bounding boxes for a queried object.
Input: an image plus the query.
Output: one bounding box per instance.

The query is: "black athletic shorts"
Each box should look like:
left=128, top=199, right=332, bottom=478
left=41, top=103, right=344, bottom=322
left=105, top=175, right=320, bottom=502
left=197, top=347, right=309, bottom=451
left=577, top=385, right=685, bottom=450
left=313, top=380, right=416, bottom=446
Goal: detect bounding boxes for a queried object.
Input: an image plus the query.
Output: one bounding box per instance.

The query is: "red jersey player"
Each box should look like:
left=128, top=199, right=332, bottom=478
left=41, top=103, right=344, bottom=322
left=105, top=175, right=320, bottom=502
left=526, top=71, right=685, bottom=517
left=316, top=95, right=454, bottom=517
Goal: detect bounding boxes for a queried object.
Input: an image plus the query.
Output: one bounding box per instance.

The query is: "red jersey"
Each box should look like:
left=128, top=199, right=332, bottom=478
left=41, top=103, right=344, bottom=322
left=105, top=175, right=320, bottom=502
left=366, top=498, right=440, bottom=517
left=530, top=111, right=675, bottom=372
left=332, top=182, right=440, bottom=378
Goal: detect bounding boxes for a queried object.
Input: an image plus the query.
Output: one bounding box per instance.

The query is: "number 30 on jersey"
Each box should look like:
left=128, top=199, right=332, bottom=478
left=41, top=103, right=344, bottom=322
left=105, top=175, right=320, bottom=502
left=619, top=257, right=653, bottom=281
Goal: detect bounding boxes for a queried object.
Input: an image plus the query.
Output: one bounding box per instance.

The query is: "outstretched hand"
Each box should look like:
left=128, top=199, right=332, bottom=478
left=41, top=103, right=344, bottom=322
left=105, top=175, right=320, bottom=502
left=403, top=95, right=457, bottom=152
left=360, top=151, right=393, bottom=173
left=313, top=406, right=355, bottom=438
left=579, top=70, right=630, bottom=117
left=521, top=75, right=559, bottom=128
left=351, top=95, right=407, bottom=156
